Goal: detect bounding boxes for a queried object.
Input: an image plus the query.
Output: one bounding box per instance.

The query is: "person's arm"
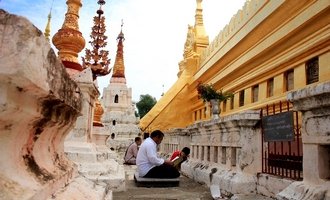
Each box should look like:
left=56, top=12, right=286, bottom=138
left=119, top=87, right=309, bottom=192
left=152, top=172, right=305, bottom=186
left=133, top=144, right=139, bottom=158
left=170, top=151, right=180, bottom=161
left=146, top=144, right=164, bottom=166
left=124, top=143, right=134, bottom=162
left=164, top=159, right=174, bottom=166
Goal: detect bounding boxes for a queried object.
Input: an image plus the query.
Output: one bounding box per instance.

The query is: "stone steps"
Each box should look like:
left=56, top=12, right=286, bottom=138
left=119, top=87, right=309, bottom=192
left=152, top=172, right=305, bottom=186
left=77, top=160, right=120, bottom=174
left=48, top=176, right=113, bottom=200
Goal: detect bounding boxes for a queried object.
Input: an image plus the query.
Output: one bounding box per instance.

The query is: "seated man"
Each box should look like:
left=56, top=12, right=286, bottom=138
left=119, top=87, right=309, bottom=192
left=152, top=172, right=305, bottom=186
left=124, top=137, right=142, bottom=165
left=136, top=130, right=180, bottom=179
left=170, top=147, right=190, bottom=170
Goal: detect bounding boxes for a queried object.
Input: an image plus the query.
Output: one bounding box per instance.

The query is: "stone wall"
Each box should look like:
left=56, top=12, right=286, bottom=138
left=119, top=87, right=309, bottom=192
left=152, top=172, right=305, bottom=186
left=179, top=110, right=261, bottom=173
left=162, top=110, right=294, bottom=198
left=163, top=110, right=263, bottom=196
left=0, top=10, right=82, bottom=199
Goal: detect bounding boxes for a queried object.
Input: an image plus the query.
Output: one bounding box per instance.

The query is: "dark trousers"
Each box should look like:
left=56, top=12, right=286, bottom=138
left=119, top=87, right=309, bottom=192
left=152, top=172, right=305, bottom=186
left=144, top=164, right=180, bottom=179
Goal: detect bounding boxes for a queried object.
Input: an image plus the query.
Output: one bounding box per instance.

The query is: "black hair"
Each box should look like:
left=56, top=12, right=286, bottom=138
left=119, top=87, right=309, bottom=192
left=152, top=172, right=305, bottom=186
left=143, top=132, right=149, bottom=139
left=182, top=147, right=190, bottom=155
left=135, top=137, right=141, bottom=142
left=150, top=130, right=164, bottom=138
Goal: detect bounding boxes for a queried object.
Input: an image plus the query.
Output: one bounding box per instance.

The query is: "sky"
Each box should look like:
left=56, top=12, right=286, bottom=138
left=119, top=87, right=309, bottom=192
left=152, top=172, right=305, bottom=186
left=1, top=0, right=246, bottom=102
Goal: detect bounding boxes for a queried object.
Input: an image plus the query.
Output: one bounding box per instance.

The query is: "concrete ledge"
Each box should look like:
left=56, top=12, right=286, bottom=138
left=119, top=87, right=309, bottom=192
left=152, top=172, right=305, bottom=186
left=134, top=172, right=179, bottom=187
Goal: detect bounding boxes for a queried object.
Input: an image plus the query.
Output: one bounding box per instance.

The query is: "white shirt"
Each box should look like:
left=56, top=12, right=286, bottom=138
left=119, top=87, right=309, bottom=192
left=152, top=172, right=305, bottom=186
left=136, top=137, right=164, bottom=177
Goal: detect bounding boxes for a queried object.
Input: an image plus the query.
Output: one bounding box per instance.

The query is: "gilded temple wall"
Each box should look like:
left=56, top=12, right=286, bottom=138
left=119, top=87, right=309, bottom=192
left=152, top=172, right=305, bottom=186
left=140, top=0, right=330, bottom=198
left=140, top=0, right=330, bottom=132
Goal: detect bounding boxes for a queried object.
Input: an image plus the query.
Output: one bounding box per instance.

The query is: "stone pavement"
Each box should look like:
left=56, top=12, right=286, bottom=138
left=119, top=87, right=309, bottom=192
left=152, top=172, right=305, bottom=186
left=113, top=174, right=214, bottom=199
left=113, top=165, right=274, bottom=200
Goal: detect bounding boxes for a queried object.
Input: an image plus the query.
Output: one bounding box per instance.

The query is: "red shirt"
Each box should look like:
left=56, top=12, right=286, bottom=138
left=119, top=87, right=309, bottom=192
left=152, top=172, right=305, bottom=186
left=170, top=150, right=181, bottom=161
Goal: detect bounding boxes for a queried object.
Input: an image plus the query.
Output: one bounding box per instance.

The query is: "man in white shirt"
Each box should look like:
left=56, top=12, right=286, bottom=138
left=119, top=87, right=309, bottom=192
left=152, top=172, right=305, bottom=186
left=124, top=137, right=142, bottom=165
left=136, top=130, right=180, bottom=178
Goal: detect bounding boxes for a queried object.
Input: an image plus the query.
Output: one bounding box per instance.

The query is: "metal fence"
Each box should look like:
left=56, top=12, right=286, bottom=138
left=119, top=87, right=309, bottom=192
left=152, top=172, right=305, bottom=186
left=261, top=101, right=303, bottom=180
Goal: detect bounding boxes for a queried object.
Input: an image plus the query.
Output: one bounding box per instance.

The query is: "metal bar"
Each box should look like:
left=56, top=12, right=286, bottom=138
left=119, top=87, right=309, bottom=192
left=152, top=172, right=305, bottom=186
left=296, top=111, right=300, bottom=156
left=281, top=102, right=284, bottom=176
left=261, top=109, right=264, bottom=172
left=293, top=152, right=297, bottom=179
left=285, top=152, right=288, bottom=177
left=281, top=142, right=284, bottom=176
left=264, top=150, right=266, bottom=173
left=296, top=111, right=302, bottom=179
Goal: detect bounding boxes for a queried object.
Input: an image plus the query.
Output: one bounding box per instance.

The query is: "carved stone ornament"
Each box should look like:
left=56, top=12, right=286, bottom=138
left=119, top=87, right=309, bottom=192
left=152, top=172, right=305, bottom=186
left=93, top=99, right=104, bottom=127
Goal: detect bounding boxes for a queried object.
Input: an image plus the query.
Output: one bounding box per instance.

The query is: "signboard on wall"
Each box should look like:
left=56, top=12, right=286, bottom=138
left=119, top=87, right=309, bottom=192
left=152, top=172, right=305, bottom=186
left=262, top=111, right=295, bottom=142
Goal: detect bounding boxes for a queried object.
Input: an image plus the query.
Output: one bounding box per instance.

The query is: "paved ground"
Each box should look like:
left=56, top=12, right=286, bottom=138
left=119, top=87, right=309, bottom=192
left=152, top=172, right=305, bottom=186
left=113, top=174, right=214, bottom=200
left=113, top=165, right=274, bottom=200
left=113, top=165, right=214, bottom=200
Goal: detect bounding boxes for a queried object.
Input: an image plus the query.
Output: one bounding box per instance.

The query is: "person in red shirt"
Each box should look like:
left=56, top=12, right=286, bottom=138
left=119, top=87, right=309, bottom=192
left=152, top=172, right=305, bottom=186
left=170, top=147, right=190, bottom=161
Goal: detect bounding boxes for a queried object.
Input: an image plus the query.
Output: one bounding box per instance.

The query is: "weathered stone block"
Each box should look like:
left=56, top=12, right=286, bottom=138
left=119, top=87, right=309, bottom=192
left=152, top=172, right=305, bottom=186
left=257, top=174, right=293, bottom=198
left=0, top=9, right=82, bottom=199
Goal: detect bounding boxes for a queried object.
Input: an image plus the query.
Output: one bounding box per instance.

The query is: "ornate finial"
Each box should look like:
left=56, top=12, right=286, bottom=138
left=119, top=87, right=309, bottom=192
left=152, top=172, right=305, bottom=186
left=111, top=22, right=126, bottom=79
left=193, top=0, right=208, bottom=54
left=82, top=0, right=111, bottom=80
left=118, top=19, right=125, bottom=40
left=52, top=0, right=86, bottom=71
left=44, top=0, right=54, bottom=42
left=195, top=0, right=204, bottom=27
left=98, top=0, right=106, bottom=5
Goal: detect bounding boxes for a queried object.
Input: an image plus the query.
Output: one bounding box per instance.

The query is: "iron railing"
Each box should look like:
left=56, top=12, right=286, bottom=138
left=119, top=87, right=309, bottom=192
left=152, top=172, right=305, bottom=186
left=261, top=101, right=303, bottom=180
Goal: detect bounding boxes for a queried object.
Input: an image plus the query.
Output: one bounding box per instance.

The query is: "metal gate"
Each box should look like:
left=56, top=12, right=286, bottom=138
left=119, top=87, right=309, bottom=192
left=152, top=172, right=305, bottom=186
left=261, top=101, right=303, bottom=180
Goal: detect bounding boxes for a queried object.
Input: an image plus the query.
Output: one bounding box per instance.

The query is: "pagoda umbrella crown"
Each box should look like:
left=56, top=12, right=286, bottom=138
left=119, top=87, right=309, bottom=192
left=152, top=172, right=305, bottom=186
left=82, top=0, right=111, bottom=80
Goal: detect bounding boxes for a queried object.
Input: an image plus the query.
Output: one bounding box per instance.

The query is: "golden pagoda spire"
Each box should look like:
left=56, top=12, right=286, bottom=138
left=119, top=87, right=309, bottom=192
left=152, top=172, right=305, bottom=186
left=44, top=0, right=53, bottom=42
left=82, top=0, right=111, bottom=80
left=193, top=0, right=209, bottom=56
left=44, top=13, right=51, bottom=42
left=111, top=20, right=126, bottom=80
left=178, top=0, right=209, bottom=77
left=195, top=0, right=206, bottom=37
left=52, top=0, right=86, bottom=72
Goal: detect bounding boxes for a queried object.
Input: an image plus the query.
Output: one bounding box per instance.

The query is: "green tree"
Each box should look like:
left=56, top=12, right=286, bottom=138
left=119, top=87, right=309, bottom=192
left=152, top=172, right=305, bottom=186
left=136, top=94, right=157, bottom=119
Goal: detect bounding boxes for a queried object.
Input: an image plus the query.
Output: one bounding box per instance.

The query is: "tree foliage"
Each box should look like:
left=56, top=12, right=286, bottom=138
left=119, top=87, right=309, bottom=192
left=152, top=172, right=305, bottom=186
left=136, top=94, right=157, bottom=119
